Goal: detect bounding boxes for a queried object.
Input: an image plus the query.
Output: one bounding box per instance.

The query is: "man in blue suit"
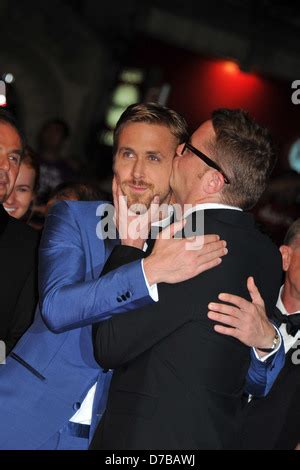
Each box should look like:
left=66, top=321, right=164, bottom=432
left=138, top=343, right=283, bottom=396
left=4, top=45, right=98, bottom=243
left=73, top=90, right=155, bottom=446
left=0, top=103, right=284, bottom=450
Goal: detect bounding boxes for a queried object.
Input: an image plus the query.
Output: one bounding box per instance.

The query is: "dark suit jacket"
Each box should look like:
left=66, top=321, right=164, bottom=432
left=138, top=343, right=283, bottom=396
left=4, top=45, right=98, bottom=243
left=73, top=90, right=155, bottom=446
left=91, top=209, right=282, bottom=450
left=0, top=204, right=39, bottom=353
left=241, top=337, right=300, bottom=450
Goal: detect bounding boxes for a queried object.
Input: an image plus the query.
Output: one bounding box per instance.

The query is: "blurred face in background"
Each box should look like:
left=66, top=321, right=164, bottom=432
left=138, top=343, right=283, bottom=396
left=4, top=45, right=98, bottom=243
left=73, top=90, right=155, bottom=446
left=0, top=122, right=22, bottom=203
left=46, top=190, right=78, bottom=213
left=113, top=122, right=177, bottom=213
left=280, top=236, right=300, bottom=297
left=4, top=162, right=36, bottom=219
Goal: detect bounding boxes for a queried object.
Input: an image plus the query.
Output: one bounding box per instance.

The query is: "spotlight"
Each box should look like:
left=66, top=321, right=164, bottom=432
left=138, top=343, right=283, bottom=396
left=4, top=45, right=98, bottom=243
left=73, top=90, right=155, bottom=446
left=0, top=94, right=6, bottom=106
left=3, top=73, right=14, bottom=84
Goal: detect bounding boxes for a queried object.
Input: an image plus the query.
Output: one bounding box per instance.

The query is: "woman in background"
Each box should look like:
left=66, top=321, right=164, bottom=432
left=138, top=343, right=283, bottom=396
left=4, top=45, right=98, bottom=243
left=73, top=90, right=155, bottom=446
left=3, top=145, right=39, bottom=223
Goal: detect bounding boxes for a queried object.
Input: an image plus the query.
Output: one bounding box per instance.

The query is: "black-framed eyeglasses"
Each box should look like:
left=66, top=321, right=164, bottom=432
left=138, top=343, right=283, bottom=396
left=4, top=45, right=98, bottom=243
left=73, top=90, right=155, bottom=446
left=182, top=142, right=230, bottom=184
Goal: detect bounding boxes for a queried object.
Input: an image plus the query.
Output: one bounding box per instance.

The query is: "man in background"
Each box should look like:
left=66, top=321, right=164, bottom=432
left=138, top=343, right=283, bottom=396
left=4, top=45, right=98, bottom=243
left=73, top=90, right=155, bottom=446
left=0, top=109, right=38, bottom=354
left=210, top=218, right=300, bottom=449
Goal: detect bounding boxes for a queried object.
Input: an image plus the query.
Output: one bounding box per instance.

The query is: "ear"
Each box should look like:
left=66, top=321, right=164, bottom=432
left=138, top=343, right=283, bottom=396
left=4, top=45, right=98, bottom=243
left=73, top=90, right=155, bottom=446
left=203, top=170, right=224, bottom=195
left=176, top=143, right=185, bottom=157
left=279, top=245, right=291, bottom=272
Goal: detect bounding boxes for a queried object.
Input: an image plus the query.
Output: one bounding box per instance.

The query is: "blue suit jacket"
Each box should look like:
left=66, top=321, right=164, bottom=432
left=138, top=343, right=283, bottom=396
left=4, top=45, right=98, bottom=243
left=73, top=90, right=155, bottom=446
left=0, top=201, right=151, bottom=450
left=0, top=201, right=284, bottom=449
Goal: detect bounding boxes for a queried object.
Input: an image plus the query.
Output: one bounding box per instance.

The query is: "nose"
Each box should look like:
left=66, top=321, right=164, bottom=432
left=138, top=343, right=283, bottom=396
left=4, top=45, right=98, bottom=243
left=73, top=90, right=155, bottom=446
left=132, top=158, right=145, bottom=179
left=0, top=154, right=10, bottom=172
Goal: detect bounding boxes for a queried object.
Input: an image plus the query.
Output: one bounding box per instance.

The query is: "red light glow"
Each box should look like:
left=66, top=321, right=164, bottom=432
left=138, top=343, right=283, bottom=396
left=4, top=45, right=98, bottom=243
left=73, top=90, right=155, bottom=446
left=222, top=61, right=240, bottom=74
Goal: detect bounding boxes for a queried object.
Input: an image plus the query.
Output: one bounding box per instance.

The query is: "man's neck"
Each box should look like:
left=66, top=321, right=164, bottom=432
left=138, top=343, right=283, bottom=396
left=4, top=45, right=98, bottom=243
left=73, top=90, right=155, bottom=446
left=281, top=282, right=300, bottom=314
left=176, top=194, right=221, bottom=210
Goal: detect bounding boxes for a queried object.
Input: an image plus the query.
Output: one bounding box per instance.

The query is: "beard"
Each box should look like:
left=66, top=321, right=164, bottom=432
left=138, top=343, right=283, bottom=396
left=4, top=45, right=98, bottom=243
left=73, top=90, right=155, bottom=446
left=121, top=179, right=171, bottom=214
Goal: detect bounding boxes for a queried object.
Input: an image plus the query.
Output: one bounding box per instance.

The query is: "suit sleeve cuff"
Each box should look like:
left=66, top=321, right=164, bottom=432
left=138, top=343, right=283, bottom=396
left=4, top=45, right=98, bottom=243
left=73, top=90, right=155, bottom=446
left=141, top=259, right=159, bottom=302
left=252, top=324, right=282, bottom=362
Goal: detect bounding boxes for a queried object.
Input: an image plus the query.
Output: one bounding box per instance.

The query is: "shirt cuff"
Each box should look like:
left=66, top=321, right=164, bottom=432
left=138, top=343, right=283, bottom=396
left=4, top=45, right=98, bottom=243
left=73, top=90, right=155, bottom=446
left=252, top=324, right=282, bottom=362
left=141, top=259, right=159, bottom=302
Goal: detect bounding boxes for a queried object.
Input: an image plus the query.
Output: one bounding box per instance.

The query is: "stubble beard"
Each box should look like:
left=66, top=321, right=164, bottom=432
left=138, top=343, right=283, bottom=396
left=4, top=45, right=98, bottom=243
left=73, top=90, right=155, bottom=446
left=122, top=183, right=171, bottom=215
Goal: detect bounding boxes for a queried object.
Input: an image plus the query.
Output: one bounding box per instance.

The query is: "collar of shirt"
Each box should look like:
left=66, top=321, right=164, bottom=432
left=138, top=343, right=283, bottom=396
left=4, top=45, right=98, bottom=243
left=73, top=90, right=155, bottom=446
left=276, top=286, right=300, bottom=353
left=183, top=203, right=242, bottom=219
left=276, top=285, right=300, bottom=316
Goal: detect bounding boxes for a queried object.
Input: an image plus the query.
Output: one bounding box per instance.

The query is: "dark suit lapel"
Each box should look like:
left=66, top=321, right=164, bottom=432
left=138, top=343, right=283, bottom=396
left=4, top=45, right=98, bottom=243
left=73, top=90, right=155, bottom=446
left=104, top=236, right=119, bottom=260
left=0, top=204, right=9, bottom=237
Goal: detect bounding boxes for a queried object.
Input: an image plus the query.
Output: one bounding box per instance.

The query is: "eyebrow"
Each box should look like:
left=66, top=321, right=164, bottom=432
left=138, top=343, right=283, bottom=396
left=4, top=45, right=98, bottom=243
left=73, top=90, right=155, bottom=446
left=118, top=147, right=135, bottom=154
left=118, top=147, right=165, bottom=158
left=10, top=149, right=22, bottom=156
left=145, top=150, right=163, bottom=157
left=16, top=184, right=31, bottom=188
left=0, top=147, right=22, bottom=155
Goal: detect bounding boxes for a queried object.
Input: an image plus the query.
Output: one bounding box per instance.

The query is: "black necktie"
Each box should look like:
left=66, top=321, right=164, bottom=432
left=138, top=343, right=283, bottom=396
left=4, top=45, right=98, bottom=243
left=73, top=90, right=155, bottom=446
left=273, top=307, right=300, bottom=337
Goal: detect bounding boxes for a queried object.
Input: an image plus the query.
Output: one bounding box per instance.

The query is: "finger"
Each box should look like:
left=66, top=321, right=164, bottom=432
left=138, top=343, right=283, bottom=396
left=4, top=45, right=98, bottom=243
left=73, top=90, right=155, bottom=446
left=163, top=219, right=186, bottom=239
left=147, top=195, right=160, bottom=224
left=247, top=276, right=265, bottom=307
left=218, top=292, right=252, bottom=311
left=208, top=311, right=240, bottom=327
left=213, top=324, right=239, bottom=338
left=112, top=176, right=117, bottom=196
left=112, top=178, right=119, bottom=226
left=202, top=234, right=221, bottom=244
left=185, top=234, right=221, bottom=244
left=195, top=246, right=227, bottom=263
left=207, top=303, right=241, bottom=319
left=185, top=239, right=226, bottom=254
left=198, top=239, right=227, bottom=253
left=112, top=177, right=118, bottom=209
left=115, top=186, right=129, bottom=236
left=118, top=190, right=128, bottom=213
left=195, top=257, right=222, bottom=274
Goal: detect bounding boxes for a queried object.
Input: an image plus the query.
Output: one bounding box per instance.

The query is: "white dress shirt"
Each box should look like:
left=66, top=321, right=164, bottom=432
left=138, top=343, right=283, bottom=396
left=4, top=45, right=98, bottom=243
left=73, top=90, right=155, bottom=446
left=276, top=285, right=300, bottom=353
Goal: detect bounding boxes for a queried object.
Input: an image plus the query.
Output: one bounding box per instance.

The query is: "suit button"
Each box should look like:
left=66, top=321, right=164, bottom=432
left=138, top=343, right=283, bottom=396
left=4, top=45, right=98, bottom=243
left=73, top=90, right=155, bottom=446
left=117, top=296, right=122, bottom=302
left=73, top=402, right=81, bottom=411
left=126, top=291, right=132, bottom=298
left=121, top=294, right=127, bottom=301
